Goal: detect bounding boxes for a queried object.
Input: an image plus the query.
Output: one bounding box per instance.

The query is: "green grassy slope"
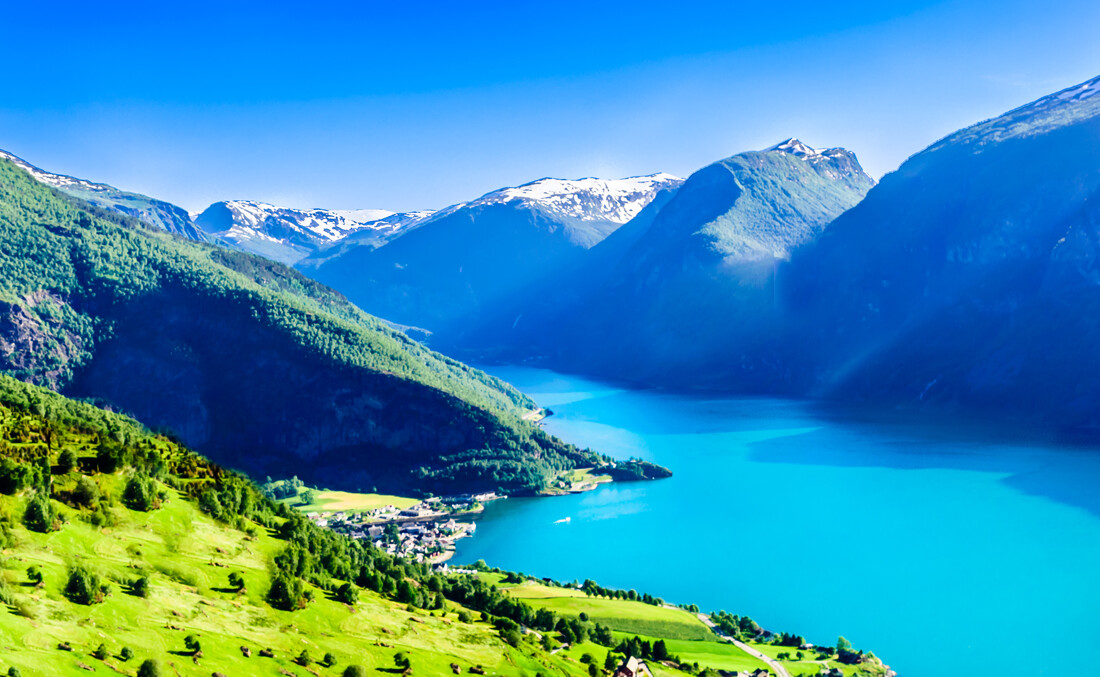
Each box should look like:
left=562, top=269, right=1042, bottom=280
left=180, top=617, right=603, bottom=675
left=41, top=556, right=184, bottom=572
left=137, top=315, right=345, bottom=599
left=0, top=156, right=606, bottom=495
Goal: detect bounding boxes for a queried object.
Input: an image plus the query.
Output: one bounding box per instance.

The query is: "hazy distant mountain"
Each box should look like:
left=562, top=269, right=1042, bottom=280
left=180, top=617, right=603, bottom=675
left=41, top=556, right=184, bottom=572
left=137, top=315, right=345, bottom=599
left=194, top=200, right=430, bottom=265
left=0, top=149, right=205, bottom=241
left=448, top=141, right=874, bottom=384
left=777, top=74, right=1100, bottom=427
left=306, top=173, right=683, bottom=331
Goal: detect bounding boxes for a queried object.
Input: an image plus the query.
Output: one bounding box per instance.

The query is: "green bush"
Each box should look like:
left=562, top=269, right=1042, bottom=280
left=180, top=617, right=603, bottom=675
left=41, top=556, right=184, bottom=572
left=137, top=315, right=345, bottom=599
left=72, top=476, right=100, bottom=508
left=22, top=492, right=58, bottom=533
left=335, top=582, right=359, bottom=605
left=120, top=647, right=133, bottom=662
left=122, top=473, right=158, bottom=511
left=343, top=667, right=368, bottom=677
left=56, top=448, right=77, bottom=474
left=266, top=573, right=306, bottom=611
left=137, top=659, right=161, bottom=677
left=64, top=566, right=105, bottom=605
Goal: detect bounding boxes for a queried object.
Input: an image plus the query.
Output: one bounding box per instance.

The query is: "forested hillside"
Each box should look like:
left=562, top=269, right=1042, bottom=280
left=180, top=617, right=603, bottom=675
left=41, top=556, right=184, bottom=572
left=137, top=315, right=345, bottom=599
left=0, top=157, right=598, bottom=495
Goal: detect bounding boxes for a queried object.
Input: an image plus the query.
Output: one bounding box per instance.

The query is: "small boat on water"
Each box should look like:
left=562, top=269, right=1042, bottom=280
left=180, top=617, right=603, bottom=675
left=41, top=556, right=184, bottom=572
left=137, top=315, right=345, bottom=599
left=553, top=516, right=571, bottom=524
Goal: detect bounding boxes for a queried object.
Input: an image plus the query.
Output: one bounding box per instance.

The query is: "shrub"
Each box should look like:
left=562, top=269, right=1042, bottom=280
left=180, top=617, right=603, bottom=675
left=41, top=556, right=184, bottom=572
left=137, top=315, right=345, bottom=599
left=64, top=566, right=105, bottom=605
left=130, top=575, right=150, bottom=598
left=184, top=635, right=201, bottom=653
left=56, top=449, right=77, bottom=474
left=335, top=582, right=359, bottom=605
left=23, top=492, right=58, bottom=533
left=26, top=566, right=42, bottom=585
left=0, top=457, right=33, bottom=494
left=343, top=667, right=368, bottom=677
left=120, top=647, right=133, bottom=661
left=92, top=644, right=109, bottom=660
left=123, top=474, right=158, bottom=511
left=137, top=659, right=161, bottom=677
left=266, top=573, right=306, bottom=611
left=8, top=667, right=22, bottom=677
left=295, top=650, right=311, bottom=666
left=228, top=572, right=245, bottom=591
left=394, top=652, right=410, bottom=669
left=322, top=652, right=337, bottom=667
left=72, top=476, right=100, bottom=508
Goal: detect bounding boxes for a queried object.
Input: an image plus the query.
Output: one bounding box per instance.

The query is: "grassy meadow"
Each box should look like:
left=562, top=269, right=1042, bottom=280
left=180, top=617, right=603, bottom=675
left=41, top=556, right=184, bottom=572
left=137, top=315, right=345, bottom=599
left=0, top=477, right=590, bottom=677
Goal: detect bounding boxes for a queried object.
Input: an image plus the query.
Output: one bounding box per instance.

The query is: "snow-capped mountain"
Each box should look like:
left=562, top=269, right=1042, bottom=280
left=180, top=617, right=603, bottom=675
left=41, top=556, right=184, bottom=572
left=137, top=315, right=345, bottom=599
left=194, top=200, right=432, bottom=265
left=305, top=171, right=684, bottom=331
left=462, top=173, right=683, bottom=225
left=0, top=149, right=204, bottom=240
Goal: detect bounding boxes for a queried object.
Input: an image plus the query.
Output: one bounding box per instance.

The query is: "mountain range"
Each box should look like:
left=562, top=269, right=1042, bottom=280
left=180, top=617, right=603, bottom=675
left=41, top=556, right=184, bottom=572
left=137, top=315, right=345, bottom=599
left=0, top=155, right=608, bottom=495
left=7, top=73, right=1100, bottom=436
left=441, top=139, right=875, bottom=383
left=305, top=173, right=683, bottom=332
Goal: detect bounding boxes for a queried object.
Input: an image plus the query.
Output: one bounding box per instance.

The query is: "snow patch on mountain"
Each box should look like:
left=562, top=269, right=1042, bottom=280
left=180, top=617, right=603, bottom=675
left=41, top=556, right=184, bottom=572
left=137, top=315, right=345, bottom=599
left=0, top=150, right=113, bottom=193
left=766, top=138, right=853, bottom=163
left=208, top=201, right=420, bottom=244
left=465, top=173, right=683, bottom=224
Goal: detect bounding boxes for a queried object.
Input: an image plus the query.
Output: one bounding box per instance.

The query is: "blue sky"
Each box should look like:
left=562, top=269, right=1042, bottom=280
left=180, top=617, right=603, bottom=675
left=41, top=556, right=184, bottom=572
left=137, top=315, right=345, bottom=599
left=2, top=0, right=1098, bottom=213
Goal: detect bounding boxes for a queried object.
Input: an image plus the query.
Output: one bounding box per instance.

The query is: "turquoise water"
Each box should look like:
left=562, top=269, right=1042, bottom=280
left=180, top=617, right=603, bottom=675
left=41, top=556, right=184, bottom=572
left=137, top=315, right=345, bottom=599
left=455, top=366, right=1100, bottom=677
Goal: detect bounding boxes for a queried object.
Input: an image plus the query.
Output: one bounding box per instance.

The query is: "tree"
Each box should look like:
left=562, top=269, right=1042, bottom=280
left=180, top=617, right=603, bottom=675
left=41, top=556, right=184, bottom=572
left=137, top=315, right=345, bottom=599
left=0, top=457, right=34, bottom=494
left=588, top=664, right=598, bottom=677
left=92, top=644, right=109, bottom=660
left=266, top=573, right=306, bottom=611
left=23, top=492, right=58, bottom=533
left=131, top=576, right=150, bottom=598
left=295, top=649, right=312, bottom=666
left=26, top=566, right=42, bottom=585
left=605, top=652, right=618, bottom=671
left=65, top=566, right=105, bottom=605
left=137, top=660, right=162, bottom=677
left=322, top=652, right=337, bottom=667
left=123, top=474, right=158, bottom=511
left=653, top=639, right=669, bottom=661
left=72, top=476, right=100, bottom=508
left=343, top=667, right=368, bottom=677
left=120, top=647, right=134, bottom=662
left=184, top=635, right=201, bottom=654
left=56, top=448, right=77, bottom=474
left=8, top=667, right=22, bottom=677
left=336, top=582, right=359, bottom=605
left=228, top=572, right=245, bottom=591
left=394, top=652, right=411, bottom=669
left=837, top=636, right=853, bottom=652
left=300, top=489, right=316, bottom=506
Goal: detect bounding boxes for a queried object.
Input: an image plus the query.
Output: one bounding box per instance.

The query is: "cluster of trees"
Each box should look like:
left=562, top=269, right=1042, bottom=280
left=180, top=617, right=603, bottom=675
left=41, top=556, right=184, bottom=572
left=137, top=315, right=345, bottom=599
left=580, top=579, right=664, bottom=606
left=602, top=459, right=674, bottom=482
left=709, top=610, right=763, bottom=640
left=614, top=636, right=676, bottom=664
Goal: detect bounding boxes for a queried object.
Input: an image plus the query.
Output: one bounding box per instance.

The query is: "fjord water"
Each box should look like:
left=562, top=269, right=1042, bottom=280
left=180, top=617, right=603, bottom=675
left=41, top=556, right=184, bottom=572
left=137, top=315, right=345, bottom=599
left=455, top=366, right=1100, bottom=677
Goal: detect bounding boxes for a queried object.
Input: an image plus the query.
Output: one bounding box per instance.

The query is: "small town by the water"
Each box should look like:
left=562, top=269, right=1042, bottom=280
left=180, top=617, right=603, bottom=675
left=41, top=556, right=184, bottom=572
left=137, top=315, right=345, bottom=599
left=302, top=492, right=498, bottom=563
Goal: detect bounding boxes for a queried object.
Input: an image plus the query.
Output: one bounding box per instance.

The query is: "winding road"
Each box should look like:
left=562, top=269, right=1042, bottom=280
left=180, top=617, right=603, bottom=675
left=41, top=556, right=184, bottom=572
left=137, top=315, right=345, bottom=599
left=695, top=612, right=791, bottom=677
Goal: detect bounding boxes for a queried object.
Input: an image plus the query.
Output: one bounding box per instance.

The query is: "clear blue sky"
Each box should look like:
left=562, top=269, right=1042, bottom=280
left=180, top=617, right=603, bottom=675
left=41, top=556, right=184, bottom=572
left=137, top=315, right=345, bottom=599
left=2, top=0, right=1098, bottom=213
